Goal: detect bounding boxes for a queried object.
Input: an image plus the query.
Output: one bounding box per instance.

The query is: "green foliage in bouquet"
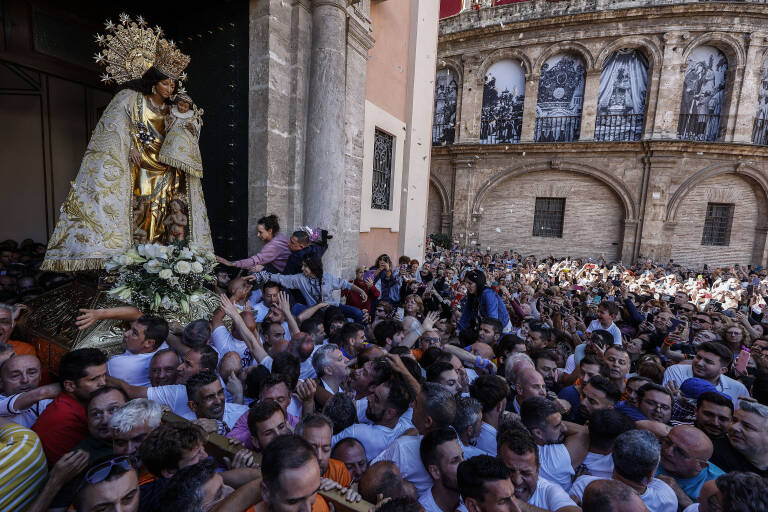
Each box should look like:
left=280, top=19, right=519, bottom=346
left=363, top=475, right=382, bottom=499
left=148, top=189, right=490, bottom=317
left=106, top=241, right=217, bottom=314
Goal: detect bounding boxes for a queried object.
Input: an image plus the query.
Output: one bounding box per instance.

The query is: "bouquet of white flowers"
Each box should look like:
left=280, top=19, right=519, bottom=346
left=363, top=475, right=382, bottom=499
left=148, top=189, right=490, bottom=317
left=106, top=242, right=217, bottom=314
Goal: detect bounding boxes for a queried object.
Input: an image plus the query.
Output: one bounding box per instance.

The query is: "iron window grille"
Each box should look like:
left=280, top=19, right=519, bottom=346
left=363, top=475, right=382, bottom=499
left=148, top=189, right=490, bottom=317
left=532, top=197, right=566, bottom=238
left=371, top=129, right=394, bottom=210
left=701, top=202, right=734, bottom=246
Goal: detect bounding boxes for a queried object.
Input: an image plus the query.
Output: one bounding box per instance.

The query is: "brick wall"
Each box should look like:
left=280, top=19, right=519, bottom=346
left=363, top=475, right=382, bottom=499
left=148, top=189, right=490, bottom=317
left=474, top=170, right=624, bottom=260
left=671, top=174, right=761, bottom=267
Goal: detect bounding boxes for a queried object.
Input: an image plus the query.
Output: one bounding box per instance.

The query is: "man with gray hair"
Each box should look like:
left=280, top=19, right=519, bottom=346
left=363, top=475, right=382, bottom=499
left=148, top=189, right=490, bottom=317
left=711, top=398, right=768, bottom=477
left=109, top=398, right=163, bottom=457
left=373, top=382, right=457, bottom=496
left=569, top=430, right=677, bottom=512
left=312, top=343, right=349, bottom=395
left=504, top=352, right=535, bottom=385
left=452, top=395, right=486, bottom=458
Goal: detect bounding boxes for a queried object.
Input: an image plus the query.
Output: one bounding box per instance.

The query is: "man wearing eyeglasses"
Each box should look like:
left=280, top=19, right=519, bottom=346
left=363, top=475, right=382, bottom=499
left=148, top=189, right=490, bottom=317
left=654, top=425, right=724, bottom=510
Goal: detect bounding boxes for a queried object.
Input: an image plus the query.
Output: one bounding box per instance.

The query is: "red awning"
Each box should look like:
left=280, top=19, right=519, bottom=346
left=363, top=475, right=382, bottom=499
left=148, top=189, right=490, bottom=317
left=440, top=0, right=463, bottom=18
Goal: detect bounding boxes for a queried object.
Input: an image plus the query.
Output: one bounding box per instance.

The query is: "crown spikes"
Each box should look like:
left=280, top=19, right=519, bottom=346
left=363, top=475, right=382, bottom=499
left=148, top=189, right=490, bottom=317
left=95, top=34, right=106, bottom=45
left=100, top=73, right=111, bottom=83
left=179, top=72, right=188, bottom=82
left=154, top=25, right=164, bottom=37
left=105, top=19, right=115, bottom=31
left=119, top=13, right=130, bottom=25
left=168, top=39, right=175, bottom=48
left=136, top=15, right=147, bottom=27
left=94, top=52, right=105, bottom=64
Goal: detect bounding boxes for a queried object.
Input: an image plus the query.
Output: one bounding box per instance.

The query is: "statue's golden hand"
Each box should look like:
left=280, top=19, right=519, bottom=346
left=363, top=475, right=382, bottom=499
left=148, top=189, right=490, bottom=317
left=129, top=147, right=141, bottom=166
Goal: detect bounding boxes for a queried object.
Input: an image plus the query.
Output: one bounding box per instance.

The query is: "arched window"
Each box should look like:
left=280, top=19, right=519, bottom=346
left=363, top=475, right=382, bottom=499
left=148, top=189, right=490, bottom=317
left=753, top=59, right=768, bottom=145
left=433, top=68, right=458, bottom=146
left=677, top=46, right=727, bottom=142
left=480, top=59, right=525, bottom=144
left=535, top=54, right=585, bottom=142
left=594, top=49, right=648, bottom=142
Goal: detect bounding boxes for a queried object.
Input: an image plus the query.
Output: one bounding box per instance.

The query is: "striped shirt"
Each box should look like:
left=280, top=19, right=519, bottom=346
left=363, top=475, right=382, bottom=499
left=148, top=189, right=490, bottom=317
left=0, top=422, right=48, bottom=511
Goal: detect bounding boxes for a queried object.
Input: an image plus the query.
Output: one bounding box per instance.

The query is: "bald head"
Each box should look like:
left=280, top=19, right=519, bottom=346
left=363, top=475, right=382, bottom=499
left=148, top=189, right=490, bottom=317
left=470, top=342, right=494, bottom=360
left=358, top=461, right=408, bottom=503
left=582, top=479, right=649, bottom=512
left=660, top=425, right=712, bottom=479
left=515, top=367, right=547, bottom=402
left=1, top=354, right=41, bottom=394
left=671, top=425, right=712, bottom=460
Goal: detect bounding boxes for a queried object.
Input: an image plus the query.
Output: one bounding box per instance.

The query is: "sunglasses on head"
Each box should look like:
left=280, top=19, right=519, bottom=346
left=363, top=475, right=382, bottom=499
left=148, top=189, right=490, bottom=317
left=76, top=455, right=136, bottom=493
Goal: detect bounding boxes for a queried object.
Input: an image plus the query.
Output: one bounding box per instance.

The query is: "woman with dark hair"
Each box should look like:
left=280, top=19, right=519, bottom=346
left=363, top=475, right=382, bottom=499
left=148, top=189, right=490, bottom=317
left=42, top=16, right=213, bottom=272
left=456, top=269, right=510, bottom=335
left=253, top=254, right=367, bottom=323
left=216, top=214, right=290, bottom=273
left=370, top=253, right=402, bottom=306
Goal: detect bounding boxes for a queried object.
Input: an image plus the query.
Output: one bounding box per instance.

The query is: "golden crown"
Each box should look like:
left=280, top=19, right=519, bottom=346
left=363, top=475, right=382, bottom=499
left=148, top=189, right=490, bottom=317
left=94, top=13, right=189, bottom=84
left=153, top=38, right=190, bottom=81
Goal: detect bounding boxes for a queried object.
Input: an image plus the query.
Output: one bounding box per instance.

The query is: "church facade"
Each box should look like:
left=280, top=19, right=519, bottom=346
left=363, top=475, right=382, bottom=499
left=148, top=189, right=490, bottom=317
left=429, top=0, right=768, bottom=268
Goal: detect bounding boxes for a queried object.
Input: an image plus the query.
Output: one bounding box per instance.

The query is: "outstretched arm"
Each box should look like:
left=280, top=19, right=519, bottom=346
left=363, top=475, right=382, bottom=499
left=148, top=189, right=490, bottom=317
left=220, top=295, right=269, bottom=363
left=75, top=306, right=142, bottom=330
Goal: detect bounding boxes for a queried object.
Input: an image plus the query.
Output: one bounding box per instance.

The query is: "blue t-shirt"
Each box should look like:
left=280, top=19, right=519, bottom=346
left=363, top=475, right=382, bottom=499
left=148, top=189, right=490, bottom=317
left=614, top=401, right=647, bottom=421
left=656, top=462, right=725, bottom=500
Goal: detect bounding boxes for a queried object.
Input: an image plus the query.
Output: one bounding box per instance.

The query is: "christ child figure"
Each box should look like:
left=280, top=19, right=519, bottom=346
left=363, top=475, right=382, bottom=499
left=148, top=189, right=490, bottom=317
left=163, top=199, right=188, bottom=242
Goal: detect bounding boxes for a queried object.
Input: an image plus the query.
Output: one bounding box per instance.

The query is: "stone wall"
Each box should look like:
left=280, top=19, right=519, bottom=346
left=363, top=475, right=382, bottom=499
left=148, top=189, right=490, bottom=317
left=430, top=1, right=768, bottom=268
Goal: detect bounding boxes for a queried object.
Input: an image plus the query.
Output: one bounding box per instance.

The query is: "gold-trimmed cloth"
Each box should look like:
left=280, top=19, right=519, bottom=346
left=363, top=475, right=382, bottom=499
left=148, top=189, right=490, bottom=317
left=42, top=90, right=212, bottom=272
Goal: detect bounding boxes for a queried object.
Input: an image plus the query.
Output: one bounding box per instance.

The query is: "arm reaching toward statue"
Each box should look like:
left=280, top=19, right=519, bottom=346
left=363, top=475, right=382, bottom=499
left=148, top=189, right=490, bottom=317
left=75, top=306, right=142, bottom=330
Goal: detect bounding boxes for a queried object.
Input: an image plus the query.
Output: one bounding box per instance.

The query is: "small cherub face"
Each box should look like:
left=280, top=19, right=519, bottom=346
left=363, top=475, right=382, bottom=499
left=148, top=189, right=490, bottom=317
left=170, top=200, right=182, bottom=213
left=176, top=100, right=191, bottom=113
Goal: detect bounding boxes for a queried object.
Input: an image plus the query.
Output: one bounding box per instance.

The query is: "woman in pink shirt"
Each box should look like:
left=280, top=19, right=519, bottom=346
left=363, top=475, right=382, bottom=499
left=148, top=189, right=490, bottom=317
left=216, top=214, right=291, bottom=273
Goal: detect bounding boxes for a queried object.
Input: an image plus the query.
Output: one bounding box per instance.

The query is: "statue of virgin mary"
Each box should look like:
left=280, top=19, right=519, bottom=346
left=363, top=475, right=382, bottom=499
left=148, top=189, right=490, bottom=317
left=41, top=14, right=213, bottom=272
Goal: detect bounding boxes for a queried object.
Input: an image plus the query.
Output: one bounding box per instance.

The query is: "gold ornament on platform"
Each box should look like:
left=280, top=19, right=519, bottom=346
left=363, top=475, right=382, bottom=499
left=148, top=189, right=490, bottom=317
left=94, top=13, right=189, bottom=85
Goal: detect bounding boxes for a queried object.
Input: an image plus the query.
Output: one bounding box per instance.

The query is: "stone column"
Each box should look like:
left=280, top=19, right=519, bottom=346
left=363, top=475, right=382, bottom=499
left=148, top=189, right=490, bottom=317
left=520, top=73, right=540, bottom=142
left=578, top=69, right=602, bottom=141
left=732, top=33, right=768, bottom=143
left=304, top=0, right=348, bottom=277
left=649, top=31, right=690, bottom=139
left=341, top=7, right=375, bottom=276
left=457, top=54, right=483, bottom=143
left=637, top=155, right=680, bottom=260
left=450, top=155, right=477, bottom=247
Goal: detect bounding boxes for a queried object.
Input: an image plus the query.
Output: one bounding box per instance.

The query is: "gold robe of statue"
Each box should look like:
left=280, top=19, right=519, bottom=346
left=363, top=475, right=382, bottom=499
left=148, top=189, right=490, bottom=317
left=41, top=89, right=213, bottom=272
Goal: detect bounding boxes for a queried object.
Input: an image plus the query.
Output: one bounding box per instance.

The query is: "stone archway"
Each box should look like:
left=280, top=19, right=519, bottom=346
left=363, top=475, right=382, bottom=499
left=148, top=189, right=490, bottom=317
left=427, top=174, right=451, bottom=235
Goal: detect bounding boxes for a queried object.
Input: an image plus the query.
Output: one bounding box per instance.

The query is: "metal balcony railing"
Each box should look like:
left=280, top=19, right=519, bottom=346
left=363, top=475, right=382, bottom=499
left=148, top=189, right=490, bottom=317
left=677, top=113, right=721, bottom=142
left=594, top=113, right=645, bottom=141
left=479, top=114, right=523, bottom=143
left=534, top=115, right=581, bottom=142
left=753, top=116, right=768, bottom=146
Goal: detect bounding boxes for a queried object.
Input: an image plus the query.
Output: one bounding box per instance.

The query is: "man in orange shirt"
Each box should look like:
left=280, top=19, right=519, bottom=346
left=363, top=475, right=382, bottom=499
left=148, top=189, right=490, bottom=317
left=296, top=414, right=352, bottom=488
left=0, top=303, right=36, bottom=357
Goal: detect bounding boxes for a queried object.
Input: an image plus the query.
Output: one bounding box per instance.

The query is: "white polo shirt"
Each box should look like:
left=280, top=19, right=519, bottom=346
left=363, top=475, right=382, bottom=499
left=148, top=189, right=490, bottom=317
left=570, top=476, right=677, bottom=512
left=529, top=477, right=578, bottom=511
left=372, top=434, right=432, bottom=496
left=538, top=443, right=575, bottom=492
left=662, top=363, right=749, bottom=406
left=332, top=413, right=414, bottom=461
left=107, top=341, right=169, bottom=387
left=475, top=422, right=498, bottom=456
left=0, top=394, right=52, bottom=428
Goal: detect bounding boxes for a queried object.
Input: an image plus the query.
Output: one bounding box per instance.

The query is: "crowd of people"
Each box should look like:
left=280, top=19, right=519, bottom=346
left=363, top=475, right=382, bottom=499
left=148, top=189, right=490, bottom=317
left=2, top=215, right=768, bottom=512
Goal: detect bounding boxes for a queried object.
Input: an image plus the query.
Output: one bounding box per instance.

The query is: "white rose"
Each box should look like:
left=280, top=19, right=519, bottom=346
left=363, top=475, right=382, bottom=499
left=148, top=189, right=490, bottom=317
left=179, top=248, right=194, bottom=260
left=157, top=245, right=171, bottom=260
left=136, top=244, right=147, bottom=257
left=144, top=259, right=163, bottom=274
left=190, top=261, right=204, bottom=273
left=159, top=269, right=173, bottom=280
left=175, top=261, right=192, bottom=274
left=118, top=254, right=132, bottom=266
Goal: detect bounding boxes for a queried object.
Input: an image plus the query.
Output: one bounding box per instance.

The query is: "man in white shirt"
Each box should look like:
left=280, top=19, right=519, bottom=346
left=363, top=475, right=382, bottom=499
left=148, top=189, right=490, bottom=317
left=498, top=428, right=580, bottom=512
left=373, top=382, right=457, bottom=496
left=249, top=281, right=281, bottom=322
left=452, top=396, right=487, bottom=459
left=583, top=409, right=636, bottom=479
left=511, top=367, right=547, bottom=414
left=0, top=354, right=58, bottom=427
left=581, top=480, right=650, bottom=512
left=419, top=428, right=464, bottom=512
left=457, top=456, right=520, bottom=512
left=469, top=375, right=509, bottom=456
left=332, top=374, right=414, bottom=460
left=185, top=370, right=248, bottom=434
left=108, top=345, right=219, bottom=420
left=586, top=302, right=622, bottom=346
left=520, top=397, right=590, bottom=492
left=569, top=430, right=677, bottom=512
left=312, top=344, right=349, bottom=395
left=663, top=342, right=748, bottom=406
left=107, top=315, right=170, bottom=387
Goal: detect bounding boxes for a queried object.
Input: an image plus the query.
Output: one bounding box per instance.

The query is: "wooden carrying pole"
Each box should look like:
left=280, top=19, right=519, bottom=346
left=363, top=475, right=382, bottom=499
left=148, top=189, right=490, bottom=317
left=161, top=411, right=373, bottom=512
